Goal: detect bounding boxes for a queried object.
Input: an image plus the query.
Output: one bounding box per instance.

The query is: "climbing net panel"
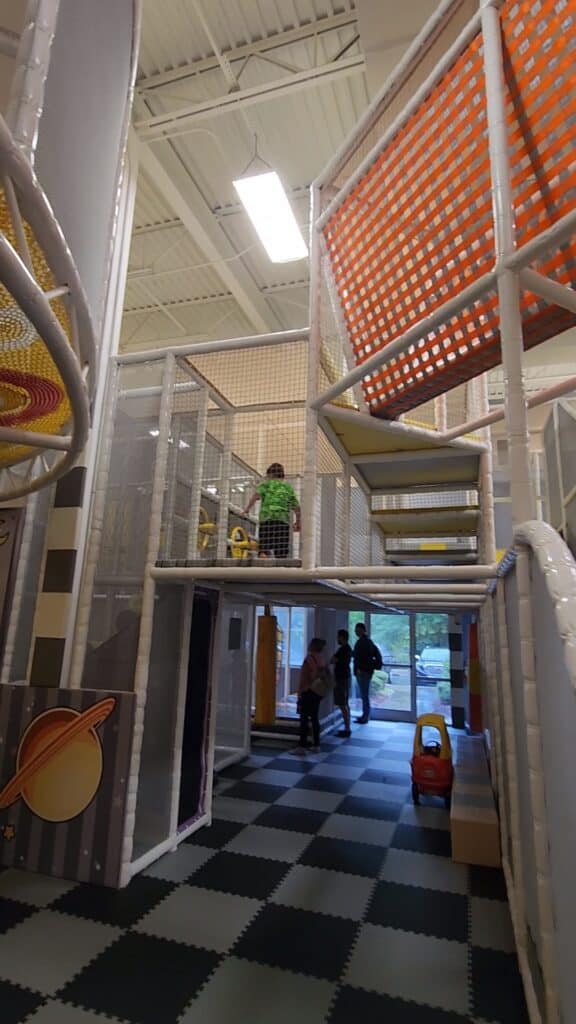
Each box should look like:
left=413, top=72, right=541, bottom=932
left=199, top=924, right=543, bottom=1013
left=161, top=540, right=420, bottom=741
left=0, top=187, right=72, bottom=468
left=322, top=0, right=576, bottom=419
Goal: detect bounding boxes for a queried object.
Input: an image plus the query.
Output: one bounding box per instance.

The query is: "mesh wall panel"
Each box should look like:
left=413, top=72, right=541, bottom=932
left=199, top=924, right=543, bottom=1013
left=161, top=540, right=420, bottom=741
left=322, top=0, right=576, bottom=418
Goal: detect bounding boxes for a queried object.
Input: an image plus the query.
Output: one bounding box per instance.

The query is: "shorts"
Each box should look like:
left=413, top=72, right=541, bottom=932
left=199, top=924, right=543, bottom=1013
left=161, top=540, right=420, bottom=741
left=259, top=520, right=291, bottom=559
left=333, top=675, right=351, bottom=707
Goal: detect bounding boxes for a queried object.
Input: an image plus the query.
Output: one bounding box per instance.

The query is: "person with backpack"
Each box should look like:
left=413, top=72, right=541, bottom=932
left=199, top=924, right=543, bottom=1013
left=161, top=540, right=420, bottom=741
left=353, top=622, right=382, bottom=723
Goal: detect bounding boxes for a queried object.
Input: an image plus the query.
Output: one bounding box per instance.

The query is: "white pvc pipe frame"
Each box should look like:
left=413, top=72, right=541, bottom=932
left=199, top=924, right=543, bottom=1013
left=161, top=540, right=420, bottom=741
left=0, top=112, right=95, bottom=501
left=484, top=521, right=575, bottom=1024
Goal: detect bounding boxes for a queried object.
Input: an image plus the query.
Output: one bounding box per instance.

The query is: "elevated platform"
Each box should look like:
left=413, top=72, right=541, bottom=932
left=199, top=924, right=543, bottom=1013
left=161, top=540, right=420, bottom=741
left=372, top=506, right=479, bottom=538
left=324, top=406, right=482, bottom=492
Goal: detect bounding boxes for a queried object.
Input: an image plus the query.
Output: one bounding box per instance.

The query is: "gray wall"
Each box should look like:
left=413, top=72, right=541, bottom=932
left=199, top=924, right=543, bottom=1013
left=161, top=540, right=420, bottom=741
left=35, top=0, right=137, bottom=331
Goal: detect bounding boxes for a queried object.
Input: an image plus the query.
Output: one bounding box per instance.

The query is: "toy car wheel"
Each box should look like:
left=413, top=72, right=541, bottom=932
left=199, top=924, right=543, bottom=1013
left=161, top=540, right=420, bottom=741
left=411, top=783, right=420, bottom=805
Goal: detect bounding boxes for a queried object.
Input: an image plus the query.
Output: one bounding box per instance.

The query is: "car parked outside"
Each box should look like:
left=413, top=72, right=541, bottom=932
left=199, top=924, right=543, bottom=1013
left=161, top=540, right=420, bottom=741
left=416, top=646, right=450, bottom=684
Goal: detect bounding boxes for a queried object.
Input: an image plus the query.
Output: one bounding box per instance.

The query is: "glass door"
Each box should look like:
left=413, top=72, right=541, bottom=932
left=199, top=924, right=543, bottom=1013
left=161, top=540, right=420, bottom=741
left=414, top=613, right=451, bottom=719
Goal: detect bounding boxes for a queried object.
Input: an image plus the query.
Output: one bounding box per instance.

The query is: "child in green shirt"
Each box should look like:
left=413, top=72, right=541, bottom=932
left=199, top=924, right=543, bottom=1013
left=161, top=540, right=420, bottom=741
left=243, top=463, right=300, bottom=559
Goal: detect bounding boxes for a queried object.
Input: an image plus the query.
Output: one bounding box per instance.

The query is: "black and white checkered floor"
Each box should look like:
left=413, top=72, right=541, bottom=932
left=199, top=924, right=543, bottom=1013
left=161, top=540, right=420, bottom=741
left=0, top=722, right=529, bottom=1024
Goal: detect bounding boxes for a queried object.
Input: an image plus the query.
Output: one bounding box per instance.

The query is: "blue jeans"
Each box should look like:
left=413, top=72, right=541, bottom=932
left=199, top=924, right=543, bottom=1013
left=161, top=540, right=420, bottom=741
left=356, top=670, right=373, bottom=720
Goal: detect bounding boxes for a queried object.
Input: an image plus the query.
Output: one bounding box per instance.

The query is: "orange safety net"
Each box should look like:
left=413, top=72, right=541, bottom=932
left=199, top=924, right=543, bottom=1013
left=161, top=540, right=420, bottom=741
left=323, top=0, right=576, bottom=419
left=0, top=189, right=72, bottom=467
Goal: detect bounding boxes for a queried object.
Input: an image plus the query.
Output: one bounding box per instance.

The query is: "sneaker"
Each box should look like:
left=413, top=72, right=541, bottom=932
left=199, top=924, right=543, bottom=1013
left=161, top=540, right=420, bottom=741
left=292, top=745, right=308, bottom=756
left=336, top=730, right=352, bottom=738
left=355, top=717, right=369, bottom=724
left=309, top=745, right=321, bottom=754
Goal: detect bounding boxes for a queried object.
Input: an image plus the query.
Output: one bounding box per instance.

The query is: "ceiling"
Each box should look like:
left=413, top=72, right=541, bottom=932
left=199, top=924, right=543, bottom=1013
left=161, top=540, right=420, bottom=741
left=122, top=0, right=576, bottom=421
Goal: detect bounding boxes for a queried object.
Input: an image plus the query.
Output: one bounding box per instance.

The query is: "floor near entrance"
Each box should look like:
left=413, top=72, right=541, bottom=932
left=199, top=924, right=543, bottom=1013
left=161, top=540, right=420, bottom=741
left=0, top=722, right=528, bottom=1024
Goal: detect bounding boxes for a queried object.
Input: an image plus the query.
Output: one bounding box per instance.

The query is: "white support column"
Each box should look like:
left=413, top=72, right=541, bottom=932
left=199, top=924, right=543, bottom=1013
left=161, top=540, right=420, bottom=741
left=481, top=0, right=535, bottom=525
left=515, top=548, right=560, bottom=1023
left=217, top=413, right=234, bottom=559
left=168, top=582, right=194, bottom=840
left=68, top=365, right=120, bottom=689
left=121, top=353, right=176, bottom=879
left=186, top=389, right=209, bottom=560
left=301, top=183, right=322, bottom=570
left=478, top=372, right=497, bottom=564
left=341, top=460, right=352, bottom=566
left=434, top=394, right=447, bottom=433
left=496, top=578, right=542, bottom=1024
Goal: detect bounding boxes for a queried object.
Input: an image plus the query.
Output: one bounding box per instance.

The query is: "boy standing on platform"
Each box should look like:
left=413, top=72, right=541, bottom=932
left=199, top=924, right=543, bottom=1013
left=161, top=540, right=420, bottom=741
left=243, top=463, right=300, bottom=559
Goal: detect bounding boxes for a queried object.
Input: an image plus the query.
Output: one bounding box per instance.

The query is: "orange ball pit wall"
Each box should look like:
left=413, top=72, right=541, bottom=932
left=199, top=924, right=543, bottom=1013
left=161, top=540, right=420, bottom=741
left=322, top=0, right=576, bottom=420
left=0, top=189, right=72, bottom=468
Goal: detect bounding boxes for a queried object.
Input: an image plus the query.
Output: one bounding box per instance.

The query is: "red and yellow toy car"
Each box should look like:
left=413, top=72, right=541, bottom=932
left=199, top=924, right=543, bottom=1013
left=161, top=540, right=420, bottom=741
left=410, top=713, right=453, bottom=808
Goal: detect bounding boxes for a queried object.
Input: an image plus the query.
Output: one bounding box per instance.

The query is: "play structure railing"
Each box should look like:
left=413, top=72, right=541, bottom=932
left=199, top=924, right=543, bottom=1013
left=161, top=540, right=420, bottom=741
left=308, top=0, right=576, bottom=545
left=481, top=521, right=576, bottom=1024
left=0, top=112, right=94, bottom=500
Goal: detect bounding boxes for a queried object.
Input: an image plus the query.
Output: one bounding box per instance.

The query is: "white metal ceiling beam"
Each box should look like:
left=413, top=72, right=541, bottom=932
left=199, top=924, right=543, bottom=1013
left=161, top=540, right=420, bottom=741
left=138, top=141, right=275, bottom=334
left=137, top=12, right=358, bottom=92
left=135, top=55, right=365, bottom=140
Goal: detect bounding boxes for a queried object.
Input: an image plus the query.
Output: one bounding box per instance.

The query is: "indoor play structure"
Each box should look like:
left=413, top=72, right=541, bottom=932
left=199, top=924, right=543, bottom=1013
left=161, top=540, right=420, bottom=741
left=0, top=1, right=575, bottom=1021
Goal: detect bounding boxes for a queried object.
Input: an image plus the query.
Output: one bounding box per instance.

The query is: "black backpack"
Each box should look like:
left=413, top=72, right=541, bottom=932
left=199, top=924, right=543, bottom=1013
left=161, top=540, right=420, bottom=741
left=371, top=641, right=383, bottom=671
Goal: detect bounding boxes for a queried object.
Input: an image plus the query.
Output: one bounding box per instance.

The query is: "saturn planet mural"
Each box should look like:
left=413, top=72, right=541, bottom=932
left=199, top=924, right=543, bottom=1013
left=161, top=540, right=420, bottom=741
left=0, top=697, right=116, bottom=823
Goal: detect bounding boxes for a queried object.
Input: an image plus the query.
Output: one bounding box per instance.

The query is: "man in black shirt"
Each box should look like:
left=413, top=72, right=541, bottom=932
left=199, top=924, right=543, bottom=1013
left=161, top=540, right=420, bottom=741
left=353, top=622, right=382, bottom=723
left=331, top=629, right=353, bottom=737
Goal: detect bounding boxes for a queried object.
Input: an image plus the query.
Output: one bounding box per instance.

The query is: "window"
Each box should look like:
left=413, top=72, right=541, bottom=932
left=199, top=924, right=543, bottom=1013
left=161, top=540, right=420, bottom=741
left=254, top=605, right=311, bottom=717
left=289, top=608, right=307, bottom=668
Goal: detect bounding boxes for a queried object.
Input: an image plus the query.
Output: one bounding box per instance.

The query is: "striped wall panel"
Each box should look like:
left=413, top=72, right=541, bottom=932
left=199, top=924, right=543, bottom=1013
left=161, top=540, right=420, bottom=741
left=29, top=461, right=87, bottom=687
left=449, top=614, right=465, bottom=730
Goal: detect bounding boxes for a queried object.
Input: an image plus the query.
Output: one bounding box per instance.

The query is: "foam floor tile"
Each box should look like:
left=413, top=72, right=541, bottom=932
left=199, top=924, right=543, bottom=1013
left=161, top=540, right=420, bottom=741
left=294, top=774, right=355, bottom=795
left=0, top=896, right=36, bottom=935
left=24, top=1001, right=129, bottom=1024
left=51, top=874, right=174, bottom=929
left=336, top=795, right=402, bottom=822
left=271, top=864, right=375, bottom=920
left=367, top=881, right=468, bottom=942
left=392, top=823, right=452, bottom=858
left=232, top=904, right=358, bottom=981
left=188, top=851, right=290, bottom=900
left=400, top=804, right=451, bottom=831
left=276, top=788, right=345, bottom=813
left=469, top=866, right=508, bottom=901
left=225, top=824, right=312, bottom=862
left=143, top=844, right=215, bottom=883
left=180, top=956, right=336, bottom=1024
left=59, top=932, right=219, bottom=1024
left=253, top=803, right=329, bottom=834
left=211, top=796, right=269, bottom=823
left=222, top=781, right=289, bottom=803
left=0, top=870, right=78, bottom=908
left=0, top=910, right=120, bottom=997
left=0, top=978, right=44, bottom=1024
left=246, top=767, right=307, bottom=787
left=135, top=884, right=261, bottom=952
left=470, top=897, right=516, bottom=952
left=299, top=835, right=386, bottom=878
left=329, top=986, right=471, bottom=1023
left=319, top=813, right=396, bottom=847
left=352, top=779, right=409, bottom=801
left=308, top=763, right=366, bottom=781
left=184, top=818, right=247, bottom=849
left=470, top=947, right=529, bottom=1022
left=379, top=848, right=468, bottom=895
left=265, top=756, right=315, bottom=774
left=345, top=923, right=469, bottom=1015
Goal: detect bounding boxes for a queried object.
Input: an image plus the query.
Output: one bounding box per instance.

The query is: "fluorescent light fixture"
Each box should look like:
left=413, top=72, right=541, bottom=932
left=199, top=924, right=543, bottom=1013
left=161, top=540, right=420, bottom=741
left=233, top=171, right=308, bottom=263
